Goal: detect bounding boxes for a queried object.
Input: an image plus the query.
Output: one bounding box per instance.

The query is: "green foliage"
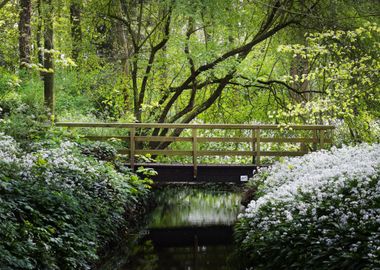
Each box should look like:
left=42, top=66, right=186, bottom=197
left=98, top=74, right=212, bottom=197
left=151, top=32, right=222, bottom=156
left=0, top=3, right=18, bottom=67
left=273, top=24, right=380, bottom=142
left=0, top=134, right=150, bottom=269
left=0, top=68, right=23, bottom=117
left=0, top=73, right=60, bottom=147
left=54, top=67, right=125, bottom=119
left=79, top=141, right=117, bottom=161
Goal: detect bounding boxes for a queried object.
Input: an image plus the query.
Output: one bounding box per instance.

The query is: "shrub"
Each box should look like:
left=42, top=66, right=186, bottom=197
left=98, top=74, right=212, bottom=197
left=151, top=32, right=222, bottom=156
left=0, top=133, right=150, bottom=269
left=235, top=144, right=380, bottom=269
left=0, top=75, right=50, bottom=145
left=79, top=141, right=117, bottom=161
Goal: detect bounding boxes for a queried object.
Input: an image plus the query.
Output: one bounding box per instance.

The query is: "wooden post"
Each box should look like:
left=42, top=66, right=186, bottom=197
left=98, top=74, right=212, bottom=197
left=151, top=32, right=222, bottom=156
left=192, top=128, right=198, bottom=179
left=300, top=142, right=307, bottom=153
left=251, top=128, right=256, bottom=164
left=312, top=129, right=317, bottom=151
left=130, top=127, right=135, bottom=171
left=320, top=129, right=325, bottom=150
left=255, top=128, right=261, bottom=166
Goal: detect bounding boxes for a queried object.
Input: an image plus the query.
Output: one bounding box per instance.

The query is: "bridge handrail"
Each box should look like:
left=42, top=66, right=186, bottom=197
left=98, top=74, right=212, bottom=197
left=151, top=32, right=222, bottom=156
left=55, top=122, right=334, bottom=179
left=55, top=122, right=334, bottom=130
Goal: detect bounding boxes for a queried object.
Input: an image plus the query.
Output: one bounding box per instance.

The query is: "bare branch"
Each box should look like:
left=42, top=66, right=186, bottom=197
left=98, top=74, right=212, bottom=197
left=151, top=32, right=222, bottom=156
left=107, top=11, right=138, bottom=49
left=168, top=17, right=197, bottom=123
left=137, top=5, right=173, bottom=119
left=257, top=79, right=324, bottom=95
left=156, top=19, right=297, bottom=123
left=169, top=19, right=297, bottom=95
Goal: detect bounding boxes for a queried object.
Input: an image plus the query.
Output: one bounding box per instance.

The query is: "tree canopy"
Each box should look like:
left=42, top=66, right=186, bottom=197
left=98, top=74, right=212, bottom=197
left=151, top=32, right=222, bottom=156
left=0, top=0, right=379, bottom=141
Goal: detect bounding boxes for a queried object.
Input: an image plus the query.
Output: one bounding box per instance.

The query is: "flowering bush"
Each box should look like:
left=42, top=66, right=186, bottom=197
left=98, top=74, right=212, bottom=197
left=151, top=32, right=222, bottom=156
left=0, top=133, right=150, bottom=269
left=235, top=144, right=380, bottom=269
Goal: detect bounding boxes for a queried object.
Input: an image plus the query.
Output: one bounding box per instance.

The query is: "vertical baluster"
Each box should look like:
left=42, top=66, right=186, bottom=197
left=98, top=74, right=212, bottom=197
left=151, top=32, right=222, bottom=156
left=130, top=127, right=135, bottom=171
left=301, top=128, right=307, bottom=153
left=312, top=129, right=318, bottom=151
left=320, top=129, right=325, bottom=150
left=255, top=128, right=261, bottom=166
left=301, top=142, right=307, bottom=153
left=251, top=128, right=256, bottom=164
left=192, top=128, right=198, bottom=179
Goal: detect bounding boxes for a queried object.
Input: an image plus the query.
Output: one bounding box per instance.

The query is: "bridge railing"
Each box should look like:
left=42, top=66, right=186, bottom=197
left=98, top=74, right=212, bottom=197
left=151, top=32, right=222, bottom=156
left=55, top=122, right=334, bottom=178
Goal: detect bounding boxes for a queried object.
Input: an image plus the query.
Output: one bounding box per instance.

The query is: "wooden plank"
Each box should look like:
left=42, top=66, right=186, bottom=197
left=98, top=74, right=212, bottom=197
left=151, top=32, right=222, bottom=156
left=251, top=129, right=256, bottom=164
left=260, top=138, right=332, bottom=143
left=260, top=151, right=308, bottom=156
left=133, top=150, right=193, bottom=156
left=130, top=127, right=135, bottom=171
left=320, top=130, right=325, bottom=149
left=83, top=135, right=130, bottom=141
left=192, top=129, right=198, bottom=179
left=300, top=142, right=308, bottom=153
left=255, top=128, right=261, bottom=166
left=197, top=150, right=255, bottom=156
left=120, top=150, right=256, bottom=156
left=197, top=137, right=252, bottom=142
left=117, top=149, right=129, bottom=155
left=313, top=129, right=317, bottom=151
left=135, top=136, right=192, bottom=142
left=120, top=149, right=308, bottom=157
left=133, top=163, right=259, bottom=168
left=82, top=136, right=331, bottom=144
left=55, top=122, right=335, bottom=130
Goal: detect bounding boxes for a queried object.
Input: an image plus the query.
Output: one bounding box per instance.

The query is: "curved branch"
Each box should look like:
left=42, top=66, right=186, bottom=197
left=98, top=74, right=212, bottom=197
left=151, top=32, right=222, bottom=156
left=257, top=79, right=324, bottom=95
left=137, top=6, right=173, bottom=118
left=168, top=17, right=197, bottom=123
left=157, top=18, right=297, bottom=123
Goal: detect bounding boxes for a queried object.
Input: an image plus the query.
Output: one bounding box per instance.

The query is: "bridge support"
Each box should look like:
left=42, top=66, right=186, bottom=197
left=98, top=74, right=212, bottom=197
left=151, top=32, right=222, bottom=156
left=134, top=163, right=258, bottom=183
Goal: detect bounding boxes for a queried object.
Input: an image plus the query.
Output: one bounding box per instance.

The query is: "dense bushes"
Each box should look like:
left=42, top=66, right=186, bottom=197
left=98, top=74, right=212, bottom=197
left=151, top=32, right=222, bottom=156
left=235, top=144, right=380, bottom=269
left=0, top=133, right=150, bottom=269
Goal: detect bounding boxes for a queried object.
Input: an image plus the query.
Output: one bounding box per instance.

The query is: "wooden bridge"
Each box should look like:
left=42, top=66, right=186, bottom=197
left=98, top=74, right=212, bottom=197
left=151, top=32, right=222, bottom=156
left=56, top=122, right=334, bottom=183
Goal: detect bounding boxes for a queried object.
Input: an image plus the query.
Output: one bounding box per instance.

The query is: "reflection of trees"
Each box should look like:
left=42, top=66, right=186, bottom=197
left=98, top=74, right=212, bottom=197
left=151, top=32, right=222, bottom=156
left=126, top=240, right=159, bottom=270
left=150, top=187, right=242, bottom=228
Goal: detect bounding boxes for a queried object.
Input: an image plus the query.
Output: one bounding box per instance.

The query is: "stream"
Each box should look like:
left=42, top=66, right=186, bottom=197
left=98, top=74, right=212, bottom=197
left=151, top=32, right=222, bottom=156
left=99, top=185, right=243, bottom=270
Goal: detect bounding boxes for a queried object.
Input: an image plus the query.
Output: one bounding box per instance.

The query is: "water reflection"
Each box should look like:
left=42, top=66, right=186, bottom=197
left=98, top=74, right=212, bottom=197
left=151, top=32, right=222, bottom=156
left=152, top=245, right=234, bottom=270
left=139, top=186, right=242, bottom=270
left=149, top=186, right=242, bottom=228
left=99, top=185, right=243, bottom=270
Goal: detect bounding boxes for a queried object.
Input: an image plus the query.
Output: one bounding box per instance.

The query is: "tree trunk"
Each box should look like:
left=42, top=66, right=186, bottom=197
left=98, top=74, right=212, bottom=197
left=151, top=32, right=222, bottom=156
left=70, top=0, right=82, bottom=61
left=19, top=0, right=31, bottom=69
left=36, top=0, right=43, bottom=66
left=115, top=0, right=130, bottom=112
left=290, top=54, right=309, bottom=102
left=43, top=0, right=54, bottom=115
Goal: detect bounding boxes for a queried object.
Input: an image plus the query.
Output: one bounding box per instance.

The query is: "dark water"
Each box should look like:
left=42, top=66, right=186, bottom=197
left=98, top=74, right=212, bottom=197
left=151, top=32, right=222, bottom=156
left=99, top=186, right=242, bottom=270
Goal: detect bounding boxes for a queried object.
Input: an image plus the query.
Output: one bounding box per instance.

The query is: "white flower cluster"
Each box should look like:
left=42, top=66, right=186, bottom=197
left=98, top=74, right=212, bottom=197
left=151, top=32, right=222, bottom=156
left=0, top=133, right=19, bottom=163
left=239, top=143, right=380, bottom=266
left=0, top=133, right=134, bottom=201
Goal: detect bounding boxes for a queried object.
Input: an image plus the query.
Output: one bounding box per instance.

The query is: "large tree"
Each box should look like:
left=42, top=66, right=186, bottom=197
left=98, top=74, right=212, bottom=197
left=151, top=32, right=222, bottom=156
left=70, top=0, right=82, bottom=61
left=18, top=0, right=32, bottom=68
left=104, top=0, right=320, bottom=137
left=42, top=0, right=55, bottom=115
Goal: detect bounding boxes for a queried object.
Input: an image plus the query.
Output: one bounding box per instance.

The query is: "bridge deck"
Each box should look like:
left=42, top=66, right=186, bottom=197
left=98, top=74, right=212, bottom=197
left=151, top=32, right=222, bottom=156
left=133, top=163, right=259, bottom=183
